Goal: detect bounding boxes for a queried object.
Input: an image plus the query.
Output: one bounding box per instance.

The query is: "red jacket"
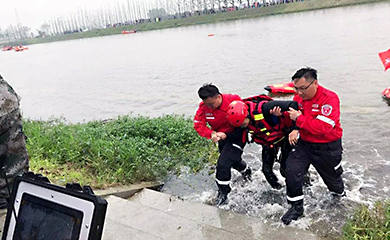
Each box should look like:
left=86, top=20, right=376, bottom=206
left=294, top=85, right=343, bottom=143
left=194, top=94, right=242, bottom=139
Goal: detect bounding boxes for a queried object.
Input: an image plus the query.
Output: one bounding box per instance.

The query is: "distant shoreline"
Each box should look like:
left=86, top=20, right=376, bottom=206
left=3, top=0, right=390, bottom=47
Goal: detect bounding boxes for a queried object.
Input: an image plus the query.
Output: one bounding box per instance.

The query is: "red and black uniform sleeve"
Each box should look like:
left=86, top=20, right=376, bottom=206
left=193, top=103, right=213, bottom=139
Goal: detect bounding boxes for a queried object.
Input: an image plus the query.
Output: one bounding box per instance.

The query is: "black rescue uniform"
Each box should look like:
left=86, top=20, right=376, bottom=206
left=216, top=128, right=247, bottom=194
left=285, top=85, right=344, bottom=204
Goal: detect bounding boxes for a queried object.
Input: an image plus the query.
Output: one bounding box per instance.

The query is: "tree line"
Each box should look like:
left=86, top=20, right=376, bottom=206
left=0, top=0, right=294, bottom=42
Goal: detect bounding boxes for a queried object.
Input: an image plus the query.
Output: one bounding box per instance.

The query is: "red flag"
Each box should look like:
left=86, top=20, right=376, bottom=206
left=379, top=49, right=390, bottom=71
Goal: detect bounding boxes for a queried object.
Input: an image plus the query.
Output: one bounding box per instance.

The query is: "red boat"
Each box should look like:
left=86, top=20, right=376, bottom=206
left=121, top=30, right=136, bottom=34
left=382, top=87, right=390, bottom=99
left=264, top=82, right=295, bottom=94
left=2, top=46, right=13, bottom=51
left=13, top=46, right=29, bottom=52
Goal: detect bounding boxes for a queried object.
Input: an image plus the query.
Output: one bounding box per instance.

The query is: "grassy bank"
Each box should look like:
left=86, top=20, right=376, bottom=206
left=23, top=115, right=218, bottom=189
left=7, top=0, right=390, bottom=46
left=22, top=115, right=390, bottom=238
left=342, top=201, right=390, bottom=239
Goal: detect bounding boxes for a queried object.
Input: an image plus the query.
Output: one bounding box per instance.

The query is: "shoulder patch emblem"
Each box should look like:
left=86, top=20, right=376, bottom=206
left=321, top=104, right=332, bottom=116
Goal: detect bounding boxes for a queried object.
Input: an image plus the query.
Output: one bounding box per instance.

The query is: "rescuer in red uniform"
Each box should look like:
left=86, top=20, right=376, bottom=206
left=194, top=84, right=251, bottom=206
left=281, top=67, right=345, bottom=225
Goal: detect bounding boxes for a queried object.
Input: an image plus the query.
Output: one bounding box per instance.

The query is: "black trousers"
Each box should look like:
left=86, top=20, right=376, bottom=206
left=261, top=137, right=292, bottom=187
left=215, top=129, right=247, bottom=194
left=285, top=139, right=344, bottom=203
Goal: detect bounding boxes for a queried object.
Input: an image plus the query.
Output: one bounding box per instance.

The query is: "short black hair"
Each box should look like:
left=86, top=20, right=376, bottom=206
left=198, top=83, right=220, bottom=100
left=292, top=67, right=317, bottom=82
left=291, top=68, right=307, bottom=81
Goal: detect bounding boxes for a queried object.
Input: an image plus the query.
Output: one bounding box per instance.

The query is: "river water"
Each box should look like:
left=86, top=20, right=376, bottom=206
left=1, top=2, right=390, bottom=238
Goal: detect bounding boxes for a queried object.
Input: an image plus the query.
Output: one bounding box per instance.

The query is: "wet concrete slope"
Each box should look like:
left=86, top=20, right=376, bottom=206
left=102, top=189, right=319, bottom=240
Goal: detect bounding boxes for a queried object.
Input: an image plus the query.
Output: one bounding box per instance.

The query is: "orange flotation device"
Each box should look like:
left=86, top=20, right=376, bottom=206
left=121, top=30, right=136, bottom=34
left=264, top=82, right=295, bottom=94
left=382, top=87, right=390, bottom=99
left=13, top=46, right=28, bottom=52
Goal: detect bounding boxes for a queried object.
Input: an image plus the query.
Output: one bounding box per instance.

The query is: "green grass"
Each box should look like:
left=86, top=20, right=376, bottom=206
left=21, top=114, right=390, bottom=238
left=23, top=115, right=218, bottom=189
left=342, top=201, right=390, bottom=240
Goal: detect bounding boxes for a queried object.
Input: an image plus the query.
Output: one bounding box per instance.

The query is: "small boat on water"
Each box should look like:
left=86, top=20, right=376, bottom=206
left=264, top=82, right=295, bottom=94
left=121, top=30, right=136, bottom=34
left=382, top=87, right=390, bottom=99
left=2, top=46, right=13, bottom=51
left=13, top=46, right=29, bottom=52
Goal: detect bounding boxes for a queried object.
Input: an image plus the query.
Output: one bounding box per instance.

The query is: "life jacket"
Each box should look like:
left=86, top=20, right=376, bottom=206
left=243, top=94, right=286, bottom=146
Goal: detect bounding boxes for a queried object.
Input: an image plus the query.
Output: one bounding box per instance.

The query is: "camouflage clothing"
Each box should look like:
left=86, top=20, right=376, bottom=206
left=0, top=75, right=29, bottom=198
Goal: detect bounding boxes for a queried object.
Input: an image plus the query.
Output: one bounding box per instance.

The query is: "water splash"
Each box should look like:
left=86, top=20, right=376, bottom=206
left=162, top=142, right=381, bottom=239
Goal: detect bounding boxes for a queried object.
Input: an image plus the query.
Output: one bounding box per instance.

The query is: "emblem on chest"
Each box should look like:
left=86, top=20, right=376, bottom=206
left=321, top=104, right=332, bottom=116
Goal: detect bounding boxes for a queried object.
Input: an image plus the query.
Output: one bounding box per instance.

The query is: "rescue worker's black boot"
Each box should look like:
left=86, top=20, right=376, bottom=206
left=216, top=191, right=228, bottom=206
left=262, top=165, right=282, bottom=189
left=240, top=167, right=252, bottom=181
left=281, top=200, right=304, bottom=225
left=331, top=191, right=346, bottom=200
left=265, top=174, right=282, bottom=189
left=215, top=184, right=231, bottom=206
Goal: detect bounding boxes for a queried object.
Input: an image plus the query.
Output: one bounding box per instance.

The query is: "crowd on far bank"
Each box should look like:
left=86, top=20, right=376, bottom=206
left=97, top=0, right=308, bottom=30
left=144, top=0, right=308, bottom=24
left=43, top=0, right=309, bottom=38
left=0, top=0, right=309, bottom=44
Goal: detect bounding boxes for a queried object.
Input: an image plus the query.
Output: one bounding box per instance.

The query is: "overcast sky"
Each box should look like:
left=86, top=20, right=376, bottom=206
left=0, top=0, right=124, bottom=32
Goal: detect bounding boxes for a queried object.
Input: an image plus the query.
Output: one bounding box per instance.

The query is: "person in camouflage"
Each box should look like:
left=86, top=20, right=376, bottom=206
left=0, top=74, right=29, bottom=208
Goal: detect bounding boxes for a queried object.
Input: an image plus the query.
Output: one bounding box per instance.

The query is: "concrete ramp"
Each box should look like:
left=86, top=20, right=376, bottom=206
left=102, top=189, right=319, bottom=240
